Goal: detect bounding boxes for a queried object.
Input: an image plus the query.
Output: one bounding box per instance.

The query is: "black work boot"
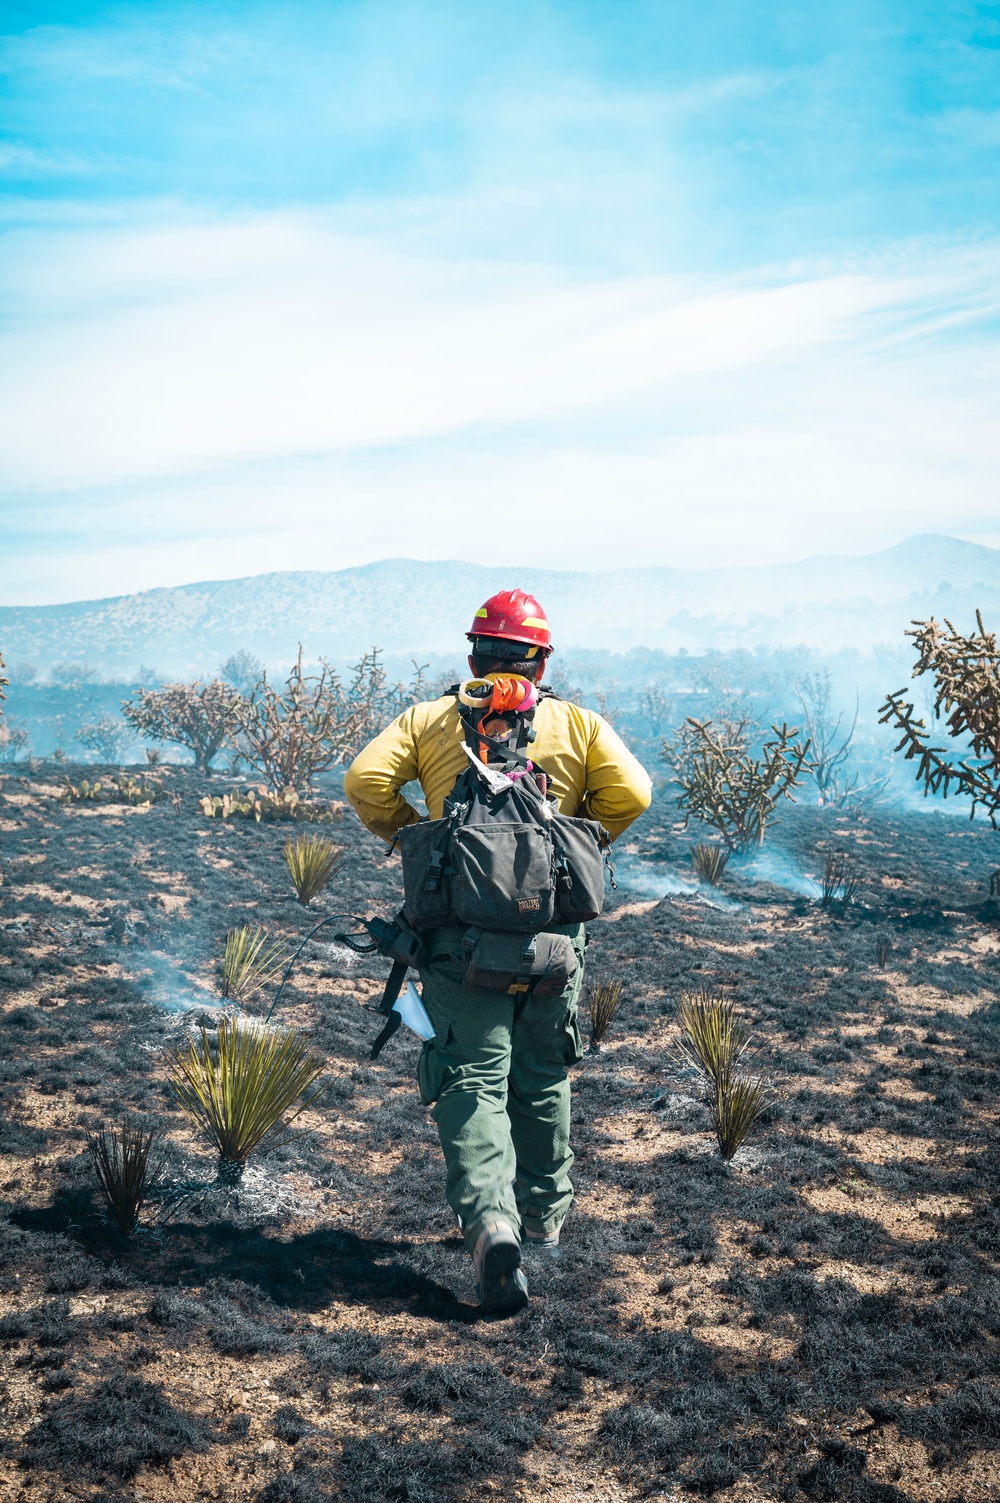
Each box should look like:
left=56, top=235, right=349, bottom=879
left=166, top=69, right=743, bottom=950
left=472, top=1220, right=528, bottom=1313
left=522, top=1226, right=561, bottom=1257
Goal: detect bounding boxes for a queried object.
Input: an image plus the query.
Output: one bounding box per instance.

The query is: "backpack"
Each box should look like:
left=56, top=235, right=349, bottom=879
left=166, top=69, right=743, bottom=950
left=397, top=678, right=614, bottom=997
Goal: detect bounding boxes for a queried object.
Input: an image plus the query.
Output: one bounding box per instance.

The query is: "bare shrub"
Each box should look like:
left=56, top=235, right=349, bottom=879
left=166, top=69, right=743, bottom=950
left=51, top=662, right=99, bottom=686
left=0, top=649, right=7, bottom=707
left=166, top=1017, right=326, bottom=1185
left=284, top=834, right=346, bottom=905
left=797, top=670, right=891, bottom=807
left=235, top=645, right=425, bottom=790
left=638, top=683, right=676, bottom=739
left=663, top=718, right=812, bottom=853
left=87, top=1122, right=162, bottom=1234
left=6, top=660, right=37, bottom=686
left=672, top=990, right=776, bottom=1160
left=76, top=715, right=132, bottom=764
left=122, top=680, right=242, bottom=771
left=587, top=978, right=625, bottom=1052
left=690, top=843, right=730, bottom=885
left=880, top=610, right=1000, bottom=824
left=219, top=650, right=264, bottom=696
left=0, top=722, right=29, bottom=763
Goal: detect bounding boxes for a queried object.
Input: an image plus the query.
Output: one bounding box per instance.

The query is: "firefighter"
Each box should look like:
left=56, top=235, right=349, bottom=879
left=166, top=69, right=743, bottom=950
left=344, top=590, right=652, bottom=1311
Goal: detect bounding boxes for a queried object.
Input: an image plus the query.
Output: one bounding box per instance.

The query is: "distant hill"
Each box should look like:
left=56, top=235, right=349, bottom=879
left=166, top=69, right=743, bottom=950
left=1, top=534, right=997, bottom=678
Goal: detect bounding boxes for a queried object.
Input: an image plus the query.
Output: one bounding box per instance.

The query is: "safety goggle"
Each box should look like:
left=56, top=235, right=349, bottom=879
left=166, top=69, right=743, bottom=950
left=470, top=635, right=545, bottom=661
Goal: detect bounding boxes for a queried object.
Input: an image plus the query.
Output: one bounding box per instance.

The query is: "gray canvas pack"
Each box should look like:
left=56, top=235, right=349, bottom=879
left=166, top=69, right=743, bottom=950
left=400, top=780, right=608, bottom=934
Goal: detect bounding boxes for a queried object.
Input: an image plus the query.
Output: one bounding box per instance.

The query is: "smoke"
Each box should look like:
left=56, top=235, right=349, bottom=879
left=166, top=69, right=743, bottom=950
left=135, top=944, right=224, bottom=1016
left=614, top=852, right=742, bottom=911
left=733, top=847, right=823, bottom=900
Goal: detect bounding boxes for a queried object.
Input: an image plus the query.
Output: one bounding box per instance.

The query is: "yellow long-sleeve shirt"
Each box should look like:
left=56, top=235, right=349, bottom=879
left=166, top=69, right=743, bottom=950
left=343, top=691, right=652, bottom=844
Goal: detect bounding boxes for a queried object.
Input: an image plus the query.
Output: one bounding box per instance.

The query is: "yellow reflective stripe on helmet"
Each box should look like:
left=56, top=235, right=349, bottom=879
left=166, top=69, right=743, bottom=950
left=521, top=617, right=548, bottom=630
left=474, top=607, right=489, bottom=618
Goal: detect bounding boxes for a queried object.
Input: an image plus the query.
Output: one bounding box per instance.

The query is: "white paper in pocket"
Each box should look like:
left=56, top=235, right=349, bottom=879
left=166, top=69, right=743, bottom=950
left=393, top=980, right=436, bottom=1041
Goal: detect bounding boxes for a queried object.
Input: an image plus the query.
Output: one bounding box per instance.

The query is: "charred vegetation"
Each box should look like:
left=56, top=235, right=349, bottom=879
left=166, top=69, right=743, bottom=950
left=0, top=759, right=997, bottom=1500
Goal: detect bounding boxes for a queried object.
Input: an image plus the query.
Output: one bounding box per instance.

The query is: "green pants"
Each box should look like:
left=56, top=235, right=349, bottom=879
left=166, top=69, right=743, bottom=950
left=416, top=924, right=586, bottom=1252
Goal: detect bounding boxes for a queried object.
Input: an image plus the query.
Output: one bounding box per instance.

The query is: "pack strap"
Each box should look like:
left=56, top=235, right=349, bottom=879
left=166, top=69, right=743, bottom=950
left=467, top=728, right=538, bottom=775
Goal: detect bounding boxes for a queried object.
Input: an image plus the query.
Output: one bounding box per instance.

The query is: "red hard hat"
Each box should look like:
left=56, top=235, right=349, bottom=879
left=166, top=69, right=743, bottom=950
left=467, top=589, right=551, bottom=651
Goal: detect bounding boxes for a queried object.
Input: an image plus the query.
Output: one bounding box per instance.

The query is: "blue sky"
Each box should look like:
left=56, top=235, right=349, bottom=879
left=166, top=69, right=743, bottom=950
left=2, top=1, right=1000, bottom=602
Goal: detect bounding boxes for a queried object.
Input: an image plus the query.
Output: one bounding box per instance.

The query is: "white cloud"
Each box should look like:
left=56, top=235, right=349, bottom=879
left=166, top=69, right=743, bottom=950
left=1, top=207, right=999, bottom=601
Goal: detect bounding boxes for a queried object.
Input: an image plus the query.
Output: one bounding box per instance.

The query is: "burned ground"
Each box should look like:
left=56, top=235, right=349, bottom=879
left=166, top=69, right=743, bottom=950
left=0, top=764, right=997, bottom=1501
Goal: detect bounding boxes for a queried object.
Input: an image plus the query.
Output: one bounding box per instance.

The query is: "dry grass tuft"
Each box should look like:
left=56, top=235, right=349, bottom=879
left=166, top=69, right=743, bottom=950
left=166, top=1016, right=327, bottom=1184
left=87, top=1121, right=162, bottom=1233
left=820, top=851, right=861, bottom=908
left=874, top=930, right=895, bottom=969
left=587, top=978, right=625, bottom=1052
left=690, top=843, right=730, bottom=885
left=284, top=833, right=346, bottom=905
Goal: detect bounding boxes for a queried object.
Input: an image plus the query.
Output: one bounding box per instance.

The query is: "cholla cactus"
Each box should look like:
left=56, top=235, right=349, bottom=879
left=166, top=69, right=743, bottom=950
left=880, top=611, right=1000, bottom=825
left=663, top=718, right=812, bottom=853
left=122, top=679, right=242, bottom=771
left=234, top=646, right=426, bottom=790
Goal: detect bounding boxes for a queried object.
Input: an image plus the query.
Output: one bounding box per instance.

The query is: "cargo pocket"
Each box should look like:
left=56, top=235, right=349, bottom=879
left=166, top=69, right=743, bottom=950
left=562, top=1006, right=585, bottom=1066
left=417, top=1036, right=445, bottom=1106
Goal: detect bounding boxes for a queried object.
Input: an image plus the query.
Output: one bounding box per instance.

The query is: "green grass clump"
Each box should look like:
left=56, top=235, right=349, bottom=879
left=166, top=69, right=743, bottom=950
left=166, top=1016, right=326, bottom=1185
left=220, top=925, right=287, bottom=1004
left=673, top=990, right=775, bottom=1160
left=284, top=833, right=346, bottom=905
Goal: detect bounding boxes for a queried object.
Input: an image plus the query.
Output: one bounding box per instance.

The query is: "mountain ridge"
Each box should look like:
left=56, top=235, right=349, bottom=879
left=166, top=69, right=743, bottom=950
left=1, top=534, right=996, bottom=675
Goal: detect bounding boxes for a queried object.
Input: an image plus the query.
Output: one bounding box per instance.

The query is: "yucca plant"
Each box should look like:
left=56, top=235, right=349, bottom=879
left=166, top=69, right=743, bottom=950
left=672, top=990, right=775, bottom=1160
left=284, top=833, right=346, bottom=905
left=690, top=843, right=730, bottom=886
left=87, top=1121, right=162, bottom=1233
left=588, top=978, right=625, bottom=1052
left=673, top=990, right=751, bottom=1091
left=166, top=1016, right=327, bottom=1185
left=713, top=1073, right=774, bottom=1161
left=220, top=924, right=287, bottom=1003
